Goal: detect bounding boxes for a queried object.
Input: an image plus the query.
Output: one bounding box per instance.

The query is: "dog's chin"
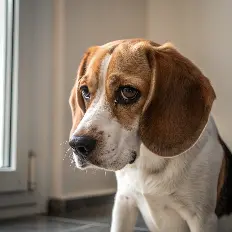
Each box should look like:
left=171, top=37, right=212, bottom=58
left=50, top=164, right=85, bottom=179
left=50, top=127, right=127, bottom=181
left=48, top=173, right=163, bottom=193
left=73, top=154, right=90, bottom=170
left=128, top=151, right=137, bottom=164
left=76, top=162, right=89, bottom=169
left=94, top=151, right=138, bottom=171
left=73, top=151, right=138, bottom=171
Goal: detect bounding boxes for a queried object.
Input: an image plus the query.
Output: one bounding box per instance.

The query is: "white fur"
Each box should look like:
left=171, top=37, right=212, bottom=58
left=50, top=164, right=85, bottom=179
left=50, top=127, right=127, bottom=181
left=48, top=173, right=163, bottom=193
left=111, top=116, right=227, bottom=232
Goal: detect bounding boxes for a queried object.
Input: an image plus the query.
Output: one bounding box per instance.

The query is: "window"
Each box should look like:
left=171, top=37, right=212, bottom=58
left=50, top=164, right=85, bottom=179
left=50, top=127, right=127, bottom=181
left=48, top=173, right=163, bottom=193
left=0, top=0, right=49, bottom=215
left=0, top=0, right=14, bottom=168
left=0, top=0, right=29, bottom=193
left=0, top=0, right=52, bottom=216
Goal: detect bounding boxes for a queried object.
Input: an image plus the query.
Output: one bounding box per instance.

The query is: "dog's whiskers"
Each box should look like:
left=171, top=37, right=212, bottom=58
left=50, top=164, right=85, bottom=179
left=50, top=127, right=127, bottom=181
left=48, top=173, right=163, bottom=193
left=60, top=140, right=69, bottom=146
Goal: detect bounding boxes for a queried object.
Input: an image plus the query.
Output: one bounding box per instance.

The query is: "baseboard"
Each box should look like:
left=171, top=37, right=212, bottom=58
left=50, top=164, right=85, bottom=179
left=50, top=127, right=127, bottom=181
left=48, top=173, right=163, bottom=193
left=0, top=205, right=39, bottom=220
left=60, top=187, right=116, bottom=200
left=47, top=192, right=115, bottom=216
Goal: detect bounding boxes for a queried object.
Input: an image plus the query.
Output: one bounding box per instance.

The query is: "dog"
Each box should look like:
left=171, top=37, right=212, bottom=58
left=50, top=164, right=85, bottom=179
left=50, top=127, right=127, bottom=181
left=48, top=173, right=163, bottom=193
left=69, top=39, right=232, bottom=232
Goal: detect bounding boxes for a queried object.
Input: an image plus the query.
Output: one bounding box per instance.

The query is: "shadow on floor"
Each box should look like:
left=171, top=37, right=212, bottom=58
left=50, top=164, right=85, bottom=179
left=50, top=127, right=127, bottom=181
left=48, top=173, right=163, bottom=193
left=0, top=204, right=148, bottom=231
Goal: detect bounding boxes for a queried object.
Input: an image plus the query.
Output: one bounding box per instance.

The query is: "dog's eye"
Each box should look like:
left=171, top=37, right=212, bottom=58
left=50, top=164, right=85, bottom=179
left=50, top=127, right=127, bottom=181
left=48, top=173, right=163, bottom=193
left=80, top=86, right=90, bottom=100
left=121, top=87, right=138, bottom=100
left=116, top=86, right=140, bottom=104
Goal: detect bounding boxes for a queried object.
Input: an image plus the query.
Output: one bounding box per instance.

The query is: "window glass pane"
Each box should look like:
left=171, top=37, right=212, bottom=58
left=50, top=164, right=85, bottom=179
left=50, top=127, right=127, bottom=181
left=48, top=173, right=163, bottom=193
left=0, top=0, right=7, bottom=167
left=0, top=0, right=13, bottom=168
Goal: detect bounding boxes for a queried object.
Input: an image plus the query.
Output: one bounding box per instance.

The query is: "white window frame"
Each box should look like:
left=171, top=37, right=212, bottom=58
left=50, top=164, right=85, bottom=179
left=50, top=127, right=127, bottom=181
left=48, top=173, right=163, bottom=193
left=0, top=0, right=29, bottom=192
left=0, top=0, right=11, bottom=168
left=0, top=0, right=53, bottom=218
left=0, top=1, right=6, bottom=167
left=0, top=0, right=6, bottom=168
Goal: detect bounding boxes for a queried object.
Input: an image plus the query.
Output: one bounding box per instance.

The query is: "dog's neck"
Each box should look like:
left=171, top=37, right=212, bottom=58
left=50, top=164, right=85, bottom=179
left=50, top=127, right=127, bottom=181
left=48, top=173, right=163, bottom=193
left=130, top=115, right=218, bottom=173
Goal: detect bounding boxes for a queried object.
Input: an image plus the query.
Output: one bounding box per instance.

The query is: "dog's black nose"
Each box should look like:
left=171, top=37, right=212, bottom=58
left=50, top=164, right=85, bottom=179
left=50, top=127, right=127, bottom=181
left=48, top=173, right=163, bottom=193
left=69, top=135, right=96, bottom=156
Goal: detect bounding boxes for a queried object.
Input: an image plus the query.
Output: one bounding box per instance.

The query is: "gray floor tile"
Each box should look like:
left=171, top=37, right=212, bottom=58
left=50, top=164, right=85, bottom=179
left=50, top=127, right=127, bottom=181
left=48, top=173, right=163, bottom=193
left=0, top=203, right=148, bottom=231
left=74, top=225, right=149, bottom=232
left=50, top=217, right=149, bottom=232
left=76, top=225, right=110, bottom=232
left=62, top=204, right=112, bottom=224
left=0, top=216, right=84, bottom=232
left=60, top=203, right=147, bottom=228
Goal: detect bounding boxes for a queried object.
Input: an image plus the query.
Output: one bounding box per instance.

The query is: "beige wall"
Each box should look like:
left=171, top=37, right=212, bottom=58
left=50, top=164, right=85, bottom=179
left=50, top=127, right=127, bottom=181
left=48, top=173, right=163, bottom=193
left=147, top=0, right=232, bottom=148
left=49, top=0, right=232, bottom=200
left=51, top=0, right=146, bottom=198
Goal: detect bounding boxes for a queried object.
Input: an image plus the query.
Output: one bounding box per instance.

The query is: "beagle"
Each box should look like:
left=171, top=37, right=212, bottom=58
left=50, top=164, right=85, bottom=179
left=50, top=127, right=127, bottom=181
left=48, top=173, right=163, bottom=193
left=69, top=39, right=232, bottom=232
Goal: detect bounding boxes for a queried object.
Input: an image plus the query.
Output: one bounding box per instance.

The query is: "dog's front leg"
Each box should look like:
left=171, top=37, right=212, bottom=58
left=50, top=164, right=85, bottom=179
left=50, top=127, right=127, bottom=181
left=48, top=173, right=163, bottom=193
left=111, top=193, right=138, bottom=232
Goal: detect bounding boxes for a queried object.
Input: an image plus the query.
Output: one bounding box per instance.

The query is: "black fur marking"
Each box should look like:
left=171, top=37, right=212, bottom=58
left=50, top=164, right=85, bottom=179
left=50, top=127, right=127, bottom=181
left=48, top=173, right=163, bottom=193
left=215, top=136, right=232, bottom=217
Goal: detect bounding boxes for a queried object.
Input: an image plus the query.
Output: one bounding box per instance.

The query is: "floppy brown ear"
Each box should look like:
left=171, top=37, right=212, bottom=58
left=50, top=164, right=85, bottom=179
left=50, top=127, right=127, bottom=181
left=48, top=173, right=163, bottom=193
left=139, top=43, right=216, bottom=157
left=69, top=46, right=98, bottom=135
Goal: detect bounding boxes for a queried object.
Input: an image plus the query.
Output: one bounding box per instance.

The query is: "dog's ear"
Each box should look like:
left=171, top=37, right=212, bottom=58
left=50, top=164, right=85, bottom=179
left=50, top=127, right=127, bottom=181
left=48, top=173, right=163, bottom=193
left=69, top=46, right=98, bottom=135
left=139, top=43, right=216, bottom=157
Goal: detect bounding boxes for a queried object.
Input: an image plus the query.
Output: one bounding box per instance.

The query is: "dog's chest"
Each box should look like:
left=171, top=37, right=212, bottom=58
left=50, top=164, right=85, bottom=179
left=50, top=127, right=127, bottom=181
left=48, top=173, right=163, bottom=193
left=117, top=151, right=186, bottom=195
left=116, top=168, right=189, bottom=231
left=117, top=167, right=171, bottom=194
left=116, top=164, right=179, bottom=206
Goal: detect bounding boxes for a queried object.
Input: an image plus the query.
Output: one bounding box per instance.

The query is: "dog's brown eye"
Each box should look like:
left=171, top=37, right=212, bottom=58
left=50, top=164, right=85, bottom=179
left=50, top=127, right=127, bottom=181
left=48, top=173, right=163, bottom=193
left=80, top=86, right=90, bottom=100
left=121, top=87, right=138, bottom=100
left=116, top=86, right=140, bottom=105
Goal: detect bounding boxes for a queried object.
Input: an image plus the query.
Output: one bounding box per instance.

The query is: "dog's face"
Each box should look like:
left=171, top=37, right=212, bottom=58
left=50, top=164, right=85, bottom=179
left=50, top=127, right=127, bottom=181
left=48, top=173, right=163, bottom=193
left=69, top=39, right=216, bottom=171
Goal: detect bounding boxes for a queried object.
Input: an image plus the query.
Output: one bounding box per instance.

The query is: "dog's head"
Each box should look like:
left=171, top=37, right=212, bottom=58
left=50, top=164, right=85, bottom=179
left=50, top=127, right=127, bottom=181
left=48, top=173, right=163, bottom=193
left=69, top=39, right=216, bottom=171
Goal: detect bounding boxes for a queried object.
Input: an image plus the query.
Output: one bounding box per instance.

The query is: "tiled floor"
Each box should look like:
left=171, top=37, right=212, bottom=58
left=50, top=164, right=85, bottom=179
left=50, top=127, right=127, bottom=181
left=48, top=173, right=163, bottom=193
left=0, top=204, right=148, bottom=231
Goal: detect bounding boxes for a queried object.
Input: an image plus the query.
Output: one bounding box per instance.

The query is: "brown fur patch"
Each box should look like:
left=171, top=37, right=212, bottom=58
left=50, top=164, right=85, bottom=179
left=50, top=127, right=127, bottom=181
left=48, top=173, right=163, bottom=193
left=78, top=48, right=111, bottom=112
left=77, top=46, right=98, bottom=77
left=69, top=41, right=127, bottom=135
left=139, top=43, right=216, bottom=157
left=105, top=41, right=154, bottom=129
left=69, top=46, right=99, bottom=135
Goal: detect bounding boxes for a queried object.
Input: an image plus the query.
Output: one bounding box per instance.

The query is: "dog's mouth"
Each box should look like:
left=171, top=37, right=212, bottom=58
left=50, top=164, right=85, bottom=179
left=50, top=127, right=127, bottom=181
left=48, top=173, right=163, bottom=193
left=78, top=162, right=88, bottom=168
left=73, top=150, right=138, bottom=170
left=129, top=151, right=137, bottom=164
left=73, top=153, right=90, bottom=169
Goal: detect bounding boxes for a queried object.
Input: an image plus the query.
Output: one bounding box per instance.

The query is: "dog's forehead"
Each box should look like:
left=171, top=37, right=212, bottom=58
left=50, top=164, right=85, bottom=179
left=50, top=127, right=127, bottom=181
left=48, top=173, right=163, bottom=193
left=82, top=39, right=152, bottom=86
left=75, top=39, right=153, bottom=131
left=107, top=42, right=152, bottom=79
left=82, top=47, right=109, bottom=84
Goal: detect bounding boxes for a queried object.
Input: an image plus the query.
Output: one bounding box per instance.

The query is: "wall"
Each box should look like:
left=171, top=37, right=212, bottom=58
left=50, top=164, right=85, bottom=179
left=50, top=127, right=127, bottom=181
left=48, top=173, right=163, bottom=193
left=33, top=0, right=53, bottom=210
left=51, top=0, right=146, bottom=199
left=146, top=0, right=232, bottom=148
left=46, top=0, right=232, bottom=201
